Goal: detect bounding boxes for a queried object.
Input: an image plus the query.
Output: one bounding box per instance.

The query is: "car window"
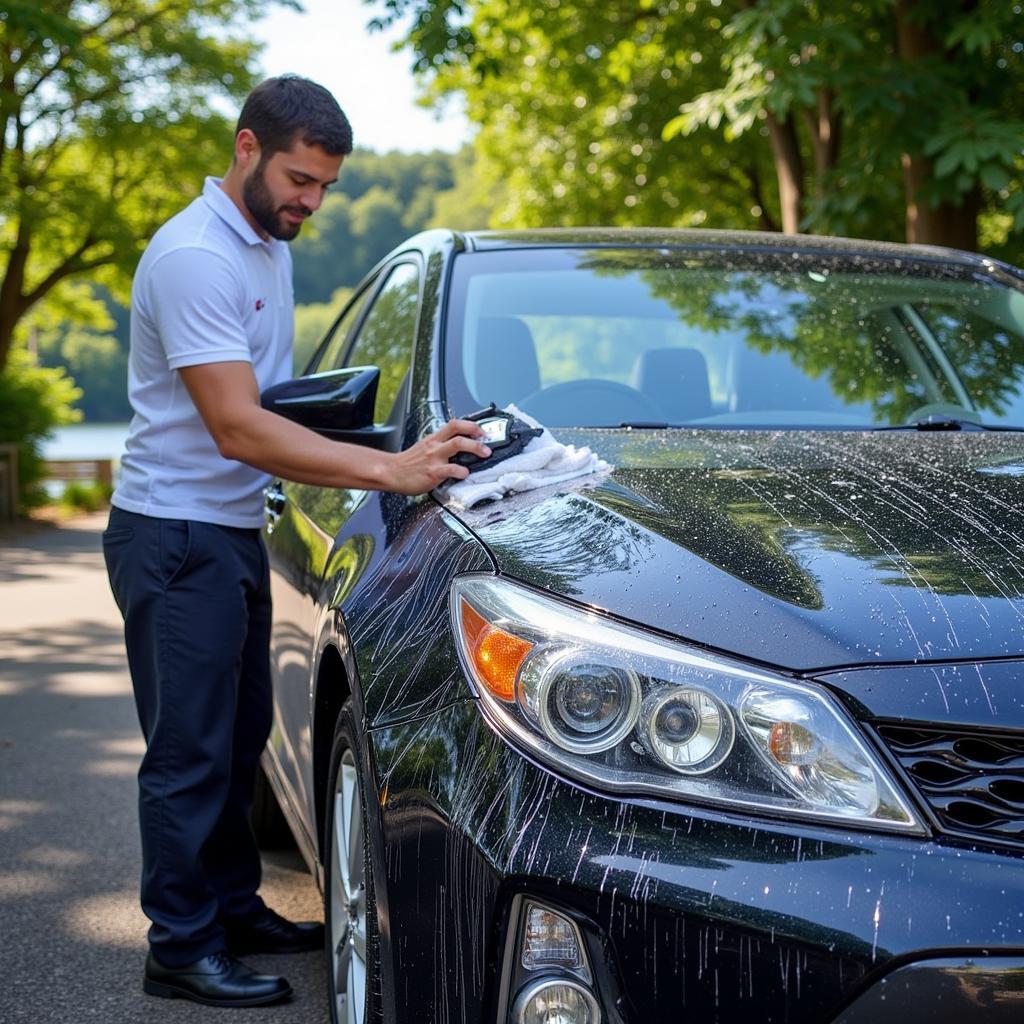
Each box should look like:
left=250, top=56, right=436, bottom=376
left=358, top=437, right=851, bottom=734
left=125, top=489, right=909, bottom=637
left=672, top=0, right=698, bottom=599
left=307, top=283, right=377, bottom=376
left=915, top=301, right=1024, bottom=424
left=344, top=261, right=420, bottom=424
left=444, top=248, right=1024, bottom=429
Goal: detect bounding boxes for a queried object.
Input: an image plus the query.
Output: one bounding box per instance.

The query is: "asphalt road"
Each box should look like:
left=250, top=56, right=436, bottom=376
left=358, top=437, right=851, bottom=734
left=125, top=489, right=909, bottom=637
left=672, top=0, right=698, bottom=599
left=0, top=513, right=330, bottom=1023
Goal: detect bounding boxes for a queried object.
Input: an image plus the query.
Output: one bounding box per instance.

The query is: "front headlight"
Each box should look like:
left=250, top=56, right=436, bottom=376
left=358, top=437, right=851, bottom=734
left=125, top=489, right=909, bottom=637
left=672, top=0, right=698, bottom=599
left=451, top=575, right=923, bottom=833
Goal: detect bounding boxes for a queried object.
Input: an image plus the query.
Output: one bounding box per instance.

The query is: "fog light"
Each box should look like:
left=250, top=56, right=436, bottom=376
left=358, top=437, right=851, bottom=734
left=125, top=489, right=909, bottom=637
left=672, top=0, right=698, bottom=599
left=513, top=978, right=600, bottom=1024
left=522, top=903, right=585, bottom=973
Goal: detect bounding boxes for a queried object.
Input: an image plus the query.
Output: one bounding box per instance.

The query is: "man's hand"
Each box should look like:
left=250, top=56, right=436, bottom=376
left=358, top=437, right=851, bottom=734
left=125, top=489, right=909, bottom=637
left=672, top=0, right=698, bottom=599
left=384, top=419, right=491, bottom=494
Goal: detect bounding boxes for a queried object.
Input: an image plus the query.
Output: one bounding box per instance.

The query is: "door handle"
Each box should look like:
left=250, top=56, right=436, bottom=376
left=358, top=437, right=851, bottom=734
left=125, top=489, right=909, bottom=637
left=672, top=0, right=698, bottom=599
left=263, top=482, right=287, bottom=532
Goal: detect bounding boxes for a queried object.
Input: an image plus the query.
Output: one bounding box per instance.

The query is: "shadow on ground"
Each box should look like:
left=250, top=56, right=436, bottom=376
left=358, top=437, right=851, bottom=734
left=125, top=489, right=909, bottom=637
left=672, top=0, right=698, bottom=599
left=0, top=516, right=329, bottom=1023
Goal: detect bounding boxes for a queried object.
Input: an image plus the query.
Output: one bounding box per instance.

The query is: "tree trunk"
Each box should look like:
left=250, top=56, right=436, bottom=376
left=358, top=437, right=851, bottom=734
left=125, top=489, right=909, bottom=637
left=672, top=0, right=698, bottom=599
left=0, top=224, right=29, bottom=372
left=765, top=111, right=805, bottom=233
left=901, top=153, right=980, bottom=249
left=894, top=0, right=980, bottom=250
left=802, top=90, right=842, bottom=187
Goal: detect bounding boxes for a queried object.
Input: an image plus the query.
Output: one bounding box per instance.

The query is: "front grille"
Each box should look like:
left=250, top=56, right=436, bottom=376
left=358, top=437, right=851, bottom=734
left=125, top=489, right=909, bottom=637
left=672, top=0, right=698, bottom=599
left=876, top=723, right=1024, bottom=846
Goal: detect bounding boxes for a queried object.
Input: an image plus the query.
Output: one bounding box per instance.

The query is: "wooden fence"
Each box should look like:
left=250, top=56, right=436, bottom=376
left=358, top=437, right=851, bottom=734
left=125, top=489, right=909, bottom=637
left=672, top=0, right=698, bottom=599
left=0, top=454, right=115, bottom=521
left=44, top=458, right=114, bottom=489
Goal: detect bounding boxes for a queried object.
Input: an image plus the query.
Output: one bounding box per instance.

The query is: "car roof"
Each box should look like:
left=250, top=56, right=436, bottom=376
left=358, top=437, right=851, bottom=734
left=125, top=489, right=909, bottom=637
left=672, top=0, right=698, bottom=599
left=456, top=226, right=975, bottom=262
left=388, top=227, right=1021, bottom=285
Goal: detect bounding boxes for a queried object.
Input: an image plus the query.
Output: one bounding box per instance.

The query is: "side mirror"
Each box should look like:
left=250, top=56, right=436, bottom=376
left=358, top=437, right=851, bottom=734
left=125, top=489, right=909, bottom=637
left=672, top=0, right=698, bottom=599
left=261, top=366, right=395, bottom=449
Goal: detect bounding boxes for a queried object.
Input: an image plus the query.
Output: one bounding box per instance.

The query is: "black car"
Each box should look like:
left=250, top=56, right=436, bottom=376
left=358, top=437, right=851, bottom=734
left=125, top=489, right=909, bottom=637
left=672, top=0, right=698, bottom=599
left=257, top=228, right=1024, bottom=1024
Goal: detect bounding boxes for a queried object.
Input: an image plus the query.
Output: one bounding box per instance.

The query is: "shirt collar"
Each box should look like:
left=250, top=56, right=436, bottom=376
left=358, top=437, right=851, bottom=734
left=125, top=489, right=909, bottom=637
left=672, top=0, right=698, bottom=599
left=201, top=176, right=270, bottom=248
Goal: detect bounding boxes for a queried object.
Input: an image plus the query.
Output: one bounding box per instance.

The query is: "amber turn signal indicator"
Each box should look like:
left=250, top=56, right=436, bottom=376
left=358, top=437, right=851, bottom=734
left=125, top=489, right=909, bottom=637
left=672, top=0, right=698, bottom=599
left=459, top=597, right=533, bottom=702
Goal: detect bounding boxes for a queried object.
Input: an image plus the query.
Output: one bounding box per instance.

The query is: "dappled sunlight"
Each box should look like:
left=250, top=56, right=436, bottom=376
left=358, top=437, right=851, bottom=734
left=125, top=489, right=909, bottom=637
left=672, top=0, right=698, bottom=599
left=50, top=673, right=131, bottom=698
left=18, top=845, right=91, bottom=869
left=65, top=888, right=148, bottom=950
left=0, top=517, right=328, bottom=1020
left=0, top=543, right=106, bottom=583
left=0, top=799, right=47, bottom=816
left=0, top=870, right=61, bottom=899
left=85, top=758, right=141, bottom=777
left=0, top=619, right=129, bottom=701
left=101, top=737, right=145, bottom=756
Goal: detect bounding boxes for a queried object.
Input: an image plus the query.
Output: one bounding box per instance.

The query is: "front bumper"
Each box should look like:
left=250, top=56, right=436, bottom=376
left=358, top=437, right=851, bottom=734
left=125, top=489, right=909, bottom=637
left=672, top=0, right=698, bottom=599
left=368, top=699, right=1024, bottom=1023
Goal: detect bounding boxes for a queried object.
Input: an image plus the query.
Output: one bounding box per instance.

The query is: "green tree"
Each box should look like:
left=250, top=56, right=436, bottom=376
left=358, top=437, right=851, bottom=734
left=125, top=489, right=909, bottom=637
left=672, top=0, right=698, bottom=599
left=290, top=148, right=463, bottom=303
left=0, top=346, right=80, bottom=509
left=426, top=145, right=492, bottom=229
left=51, top=329, right=131, bottom=421
left=0, top=0, right=294, bottom=372
left=375, top=1, right=776, bottom=231
left=371, top=0, right=1024, bottom=253
left=293, top=286, right=352, bottom=371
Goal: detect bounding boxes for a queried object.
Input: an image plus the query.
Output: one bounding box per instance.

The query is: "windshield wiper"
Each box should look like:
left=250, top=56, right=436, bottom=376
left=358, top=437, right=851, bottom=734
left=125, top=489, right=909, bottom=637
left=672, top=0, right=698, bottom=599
left=875, top=416, right=1024, bottom=432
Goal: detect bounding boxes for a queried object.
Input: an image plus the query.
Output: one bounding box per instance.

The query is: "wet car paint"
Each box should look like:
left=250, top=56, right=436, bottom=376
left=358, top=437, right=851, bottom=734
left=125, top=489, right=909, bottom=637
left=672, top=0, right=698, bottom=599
left=447, top=429, right=1024, bottom=668
left=262, top=228, right=1024, bottom=1023
left=368, top=694, right=1024, bottom=1023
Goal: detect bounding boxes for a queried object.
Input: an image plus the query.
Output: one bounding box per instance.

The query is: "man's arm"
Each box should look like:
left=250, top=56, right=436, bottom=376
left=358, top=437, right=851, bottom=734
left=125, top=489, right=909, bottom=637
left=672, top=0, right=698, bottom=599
left=179, top=361, right=488, bottom=495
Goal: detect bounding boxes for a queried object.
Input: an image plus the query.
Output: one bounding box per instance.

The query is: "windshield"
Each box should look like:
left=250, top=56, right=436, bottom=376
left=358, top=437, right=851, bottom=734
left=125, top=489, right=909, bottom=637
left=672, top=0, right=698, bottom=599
left=442, top=247, right=1024, bottom=429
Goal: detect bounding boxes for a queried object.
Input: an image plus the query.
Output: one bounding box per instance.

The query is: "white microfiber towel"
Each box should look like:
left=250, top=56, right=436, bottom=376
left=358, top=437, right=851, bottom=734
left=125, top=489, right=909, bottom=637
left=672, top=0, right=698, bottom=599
left=445, top=405, right=610, bottom=509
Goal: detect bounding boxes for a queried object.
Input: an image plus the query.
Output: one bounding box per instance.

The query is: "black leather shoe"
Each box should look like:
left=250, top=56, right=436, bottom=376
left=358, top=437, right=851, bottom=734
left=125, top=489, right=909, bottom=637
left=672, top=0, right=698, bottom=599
left=143, top=951, right=292, bottom=1007
left=223, top=907, right=325, bottom=955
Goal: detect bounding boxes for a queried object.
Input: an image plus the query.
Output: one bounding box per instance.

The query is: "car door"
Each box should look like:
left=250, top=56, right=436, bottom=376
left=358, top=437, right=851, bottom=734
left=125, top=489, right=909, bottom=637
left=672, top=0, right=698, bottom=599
left=263, top=259, right=422, bottom=847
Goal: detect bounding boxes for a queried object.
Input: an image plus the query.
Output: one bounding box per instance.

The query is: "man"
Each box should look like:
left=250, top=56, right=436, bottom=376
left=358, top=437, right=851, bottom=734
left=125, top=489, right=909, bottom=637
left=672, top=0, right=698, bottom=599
left=102, top=76, right=489, bottom=1008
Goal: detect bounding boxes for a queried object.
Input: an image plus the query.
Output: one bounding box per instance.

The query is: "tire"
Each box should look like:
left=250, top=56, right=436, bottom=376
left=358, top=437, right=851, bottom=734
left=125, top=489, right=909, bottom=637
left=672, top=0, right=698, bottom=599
left=325, top=700, right=381, bottom=1024
left=250, top=760, right=294, bottom=850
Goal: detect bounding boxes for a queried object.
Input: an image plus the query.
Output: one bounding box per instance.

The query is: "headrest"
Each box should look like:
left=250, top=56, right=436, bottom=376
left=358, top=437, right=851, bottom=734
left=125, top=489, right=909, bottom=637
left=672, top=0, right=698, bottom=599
left=472, top=317, right=541, bottom=407
left=633, top=346, right=712, bottom=422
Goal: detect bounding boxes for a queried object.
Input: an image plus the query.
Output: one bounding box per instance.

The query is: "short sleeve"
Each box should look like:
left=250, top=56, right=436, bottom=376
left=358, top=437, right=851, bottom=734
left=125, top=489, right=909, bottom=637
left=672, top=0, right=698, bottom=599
left=146, top=246, right=253, bottom=370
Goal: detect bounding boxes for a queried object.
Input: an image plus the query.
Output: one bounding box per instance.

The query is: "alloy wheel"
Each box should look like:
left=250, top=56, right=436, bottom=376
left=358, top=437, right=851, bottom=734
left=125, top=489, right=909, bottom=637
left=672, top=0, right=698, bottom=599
left=330, top=748, right=367, bottom=1024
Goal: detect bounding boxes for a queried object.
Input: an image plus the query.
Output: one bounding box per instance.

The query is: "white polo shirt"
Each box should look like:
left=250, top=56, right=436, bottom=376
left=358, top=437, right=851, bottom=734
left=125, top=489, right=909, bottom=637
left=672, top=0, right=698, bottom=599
left=113, top=177, right=294, bottom=528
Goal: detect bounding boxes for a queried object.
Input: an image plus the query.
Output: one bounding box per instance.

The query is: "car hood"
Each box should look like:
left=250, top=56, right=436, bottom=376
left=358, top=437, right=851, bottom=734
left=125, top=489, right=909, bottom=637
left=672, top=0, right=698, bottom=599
left=442, top=429, right=1024, bottom=671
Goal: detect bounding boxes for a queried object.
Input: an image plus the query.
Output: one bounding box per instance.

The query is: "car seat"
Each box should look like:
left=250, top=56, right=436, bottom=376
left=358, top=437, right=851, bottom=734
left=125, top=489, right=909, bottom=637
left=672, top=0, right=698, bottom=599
left=730, top=347, right=836, bottom=413
left=473, top=317, right=541, bottom=408
left=631, top=346, right=713, bottom=422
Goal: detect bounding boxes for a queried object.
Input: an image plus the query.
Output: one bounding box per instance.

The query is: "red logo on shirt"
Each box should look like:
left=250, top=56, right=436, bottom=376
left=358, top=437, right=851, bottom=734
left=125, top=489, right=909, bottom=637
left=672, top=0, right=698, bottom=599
left=255, top=299, right=265, bottom=311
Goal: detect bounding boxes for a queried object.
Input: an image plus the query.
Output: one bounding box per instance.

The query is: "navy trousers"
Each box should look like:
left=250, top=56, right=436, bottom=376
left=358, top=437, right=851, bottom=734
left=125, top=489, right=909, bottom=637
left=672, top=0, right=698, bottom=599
left=103, top=505, right=272, bottom=966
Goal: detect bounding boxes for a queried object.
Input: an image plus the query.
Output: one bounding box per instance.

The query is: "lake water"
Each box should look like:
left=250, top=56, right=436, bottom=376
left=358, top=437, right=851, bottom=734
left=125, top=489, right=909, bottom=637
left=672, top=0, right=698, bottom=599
left=43, top=423, right=131, bottom=461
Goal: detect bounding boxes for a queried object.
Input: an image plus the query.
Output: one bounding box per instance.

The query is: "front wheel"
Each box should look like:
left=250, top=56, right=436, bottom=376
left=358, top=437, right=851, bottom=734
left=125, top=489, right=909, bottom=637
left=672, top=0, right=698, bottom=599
left=325, top=701, right=380, bottom=1024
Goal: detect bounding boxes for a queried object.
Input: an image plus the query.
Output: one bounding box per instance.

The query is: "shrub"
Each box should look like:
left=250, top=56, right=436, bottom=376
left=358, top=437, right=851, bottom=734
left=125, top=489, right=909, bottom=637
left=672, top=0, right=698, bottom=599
left=0, top=348, right=82, bottom=511
left=60, top=480, right=113, bottom=513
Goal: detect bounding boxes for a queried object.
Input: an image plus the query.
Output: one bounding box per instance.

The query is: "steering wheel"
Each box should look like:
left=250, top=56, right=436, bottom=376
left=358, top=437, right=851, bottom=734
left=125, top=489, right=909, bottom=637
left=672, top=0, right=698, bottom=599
left=518, top=379, right=663, bottom=427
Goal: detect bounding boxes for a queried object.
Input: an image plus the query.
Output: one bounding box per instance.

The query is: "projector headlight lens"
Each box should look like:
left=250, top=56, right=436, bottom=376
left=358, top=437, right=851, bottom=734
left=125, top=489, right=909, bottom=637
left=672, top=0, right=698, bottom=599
left=519, top=649, right=640, bottom=754
left=451, top=576, right=922, bottom=832
left=640, top=687, right=734, bottom=774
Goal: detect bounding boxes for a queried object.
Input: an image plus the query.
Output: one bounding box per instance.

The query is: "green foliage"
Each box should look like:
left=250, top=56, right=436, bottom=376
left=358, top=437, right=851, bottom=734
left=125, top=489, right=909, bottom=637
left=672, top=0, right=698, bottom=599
left=290, top=148, right=459, bottom=303
left=396, top=0, right=778, bottom=231
left=0, top=348, right=81, bottom=510
left=35, top=323, right=131, bottom=422
left=0, top=0, right=294, bottom=371
left=60, top=480, right=113, bottom=514
left=293, top=287, right=354, bottom=372
left=427, top=147, right=493, bottom=229
left=370, top=0, right=1024, bottom=255
left=26, top=145, right=466, bottom=418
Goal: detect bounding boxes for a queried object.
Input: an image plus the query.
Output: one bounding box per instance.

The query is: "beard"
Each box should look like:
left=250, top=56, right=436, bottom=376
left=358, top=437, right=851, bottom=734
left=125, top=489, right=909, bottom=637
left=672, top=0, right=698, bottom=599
left=242, top=160, right=309, bottom=241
